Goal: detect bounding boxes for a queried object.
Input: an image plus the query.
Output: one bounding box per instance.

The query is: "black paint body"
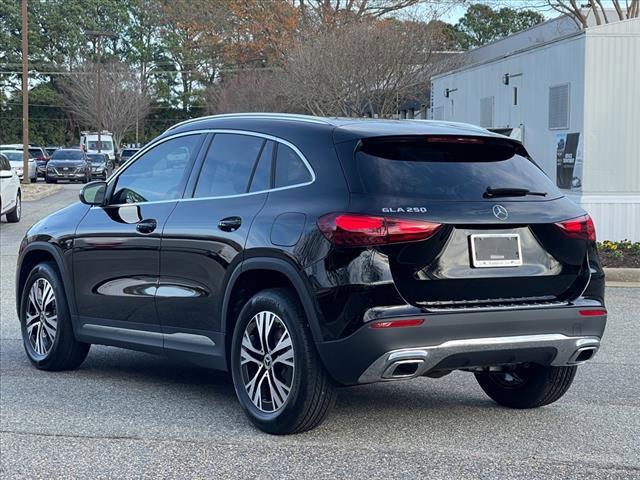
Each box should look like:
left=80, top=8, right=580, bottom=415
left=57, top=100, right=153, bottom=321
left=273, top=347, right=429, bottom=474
left=16, top=116, right=606, bottom=385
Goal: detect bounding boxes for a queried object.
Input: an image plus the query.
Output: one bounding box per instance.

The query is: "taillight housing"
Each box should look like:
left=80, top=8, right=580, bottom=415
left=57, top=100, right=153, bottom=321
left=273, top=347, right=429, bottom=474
left=317, top=213, right=442, bottom=247
left=555, top=214, right=596, bottom=241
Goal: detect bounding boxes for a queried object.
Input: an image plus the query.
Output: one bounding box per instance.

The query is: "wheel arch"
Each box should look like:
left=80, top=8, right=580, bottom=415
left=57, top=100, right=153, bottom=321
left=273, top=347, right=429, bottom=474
left=222, top=257, right=324, bottom=344
left=16, top=242, right=77, bottom=318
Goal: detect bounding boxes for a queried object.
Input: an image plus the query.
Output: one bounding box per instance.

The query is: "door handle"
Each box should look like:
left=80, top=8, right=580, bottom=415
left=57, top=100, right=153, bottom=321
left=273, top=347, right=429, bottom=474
left=136, top=218, right=157, bottom=234
left=218, top=216, right=242, bottom=232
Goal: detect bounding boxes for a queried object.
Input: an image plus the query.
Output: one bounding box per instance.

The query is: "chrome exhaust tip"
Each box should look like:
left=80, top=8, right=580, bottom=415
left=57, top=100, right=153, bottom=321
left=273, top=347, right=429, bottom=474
left=568, top=346, right=598, bottom=364
left=382, top=359, right=425, bottom=379
left=381, top=350, right=429, bottom=379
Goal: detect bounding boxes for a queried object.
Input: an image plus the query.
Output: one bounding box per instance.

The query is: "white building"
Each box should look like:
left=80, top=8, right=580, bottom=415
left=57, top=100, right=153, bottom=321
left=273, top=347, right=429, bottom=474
left=430, top=15, right=640, bottom=241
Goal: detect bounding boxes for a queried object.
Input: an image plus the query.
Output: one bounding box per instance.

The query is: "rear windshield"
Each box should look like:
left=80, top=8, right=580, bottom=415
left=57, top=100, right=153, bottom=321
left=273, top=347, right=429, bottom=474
left=52, top=150, right=84, bottom=160
left=122, top=149, right=138, bottom=156
left=353, top=137, right=560, bottom=201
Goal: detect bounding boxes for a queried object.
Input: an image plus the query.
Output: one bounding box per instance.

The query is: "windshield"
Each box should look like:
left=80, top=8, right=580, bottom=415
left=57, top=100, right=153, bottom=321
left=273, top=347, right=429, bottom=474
left=88, top=155, right=106, bottom=163
left=52, top=150, right=84, bottom=160
left=4, top=152, right=23, bottom=161
left=122, top=149, right=138, bottom=156
left=352, top=137, right=561, bottom=201
left=87, top=141, right=113, bottom=151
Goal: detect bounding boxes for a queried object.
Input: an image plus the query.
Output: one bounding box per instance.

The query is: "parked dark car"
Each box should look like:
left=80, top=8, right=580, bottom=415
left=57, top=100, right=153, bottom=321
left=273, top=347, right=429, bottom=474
left=45, top=146, right=61, bottom=157
left=87, top=153, right=113, bottom=180
left=118, top=147, right=140, bottom=168
left=16, top=114, right=606, bottom=435
left=45, top=148, right=91, bottom=183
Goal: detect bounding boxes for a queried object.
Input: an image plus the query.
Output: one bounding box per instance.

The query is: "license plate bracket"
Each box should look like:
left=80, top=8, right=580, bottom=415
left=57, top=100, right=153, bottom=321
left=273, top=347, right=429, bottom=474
left=470, top=233, right=522, bottom=268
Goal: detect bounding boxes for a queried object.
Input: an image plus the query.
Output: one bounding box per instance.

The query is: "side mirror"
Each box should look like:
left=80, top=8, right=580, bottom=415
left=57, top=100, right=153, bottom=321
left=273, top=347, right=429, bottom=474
left=79, top=181, right=107, bottom=206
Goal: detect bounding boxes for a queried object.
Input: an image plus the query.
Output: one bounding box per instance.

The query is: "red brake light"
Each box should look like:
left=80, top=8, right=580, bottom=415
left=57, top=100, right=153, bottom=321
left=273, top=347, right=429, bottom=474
left=426, top=136, right=484, bottom=144
left=370, top=318, right=424, bottom=329
left=317, top=213, right=442, bottom=246
left=555, top=214, right=596, bottom=241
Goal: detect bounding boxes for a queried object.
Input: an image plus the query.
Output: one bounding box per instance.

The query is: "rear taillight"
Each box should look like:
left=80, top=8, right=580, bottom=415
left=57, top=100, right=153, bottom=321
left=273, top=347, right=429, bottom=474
left=317, top=213, right=442, bottom=247
left=555, top=214, right=596, bottom=241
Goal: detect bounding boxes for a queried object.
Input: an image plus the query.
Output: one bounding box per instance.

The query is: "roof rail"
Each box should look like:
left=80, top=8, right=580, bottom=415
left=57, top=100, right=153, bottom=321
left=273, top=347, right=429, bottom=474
left=166, top=113, right=334, bottom=132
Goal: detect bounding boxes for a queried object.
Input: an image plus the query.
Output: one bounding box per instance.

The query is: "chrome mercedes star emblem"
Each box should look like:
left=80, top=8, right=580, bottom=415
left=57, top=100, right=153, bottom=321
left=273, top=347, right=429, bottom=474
left=492, top=204, right=509, bottom=221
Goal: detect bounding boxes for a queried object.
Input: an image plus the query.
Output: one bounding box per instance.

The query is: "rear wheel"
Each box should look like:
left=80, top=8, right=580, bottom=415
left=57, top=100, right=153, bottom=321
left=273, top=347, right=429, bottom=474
left=230, top=288, right=337, bottom=434
left=475, top=364, right=577, bottom=409
left=6, top=191, right=21, bottom=223
left=20, top=262, right=90, bottom=371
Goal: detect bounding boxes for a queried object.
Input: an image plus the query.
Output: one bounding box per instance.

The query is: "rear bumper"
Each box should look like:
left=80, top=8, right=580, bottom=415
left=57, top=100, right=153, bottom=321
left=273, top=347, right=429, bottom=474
left=316, top=302, right=607, bottom=385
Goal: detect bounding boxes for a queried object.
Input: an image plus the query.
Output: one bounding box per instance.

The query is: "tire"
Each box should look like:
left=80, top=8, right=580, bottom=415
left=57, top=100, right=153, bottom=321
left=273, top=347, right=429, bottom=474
left=30, top=177, right=37, bottom=183
left=20, top=262, right=90, bottom=371
left=230, top=288, right=337, bottom=434
left=45, top=175, right=56, bottom=184
left=6, top=190, right=21, bottom=223
left=475, top=364, right=577, bottom=409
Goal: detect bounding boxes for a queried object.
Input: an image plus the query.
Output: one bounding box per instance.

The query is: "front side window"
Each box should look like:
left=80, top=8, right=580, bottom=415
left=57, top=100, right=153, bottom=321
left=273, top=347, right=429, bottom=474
left=111, top=134, right=202, bottom=204
left=194, top=133, right=264, bottom=198
left=0, top=156, right=10, bottom=171
left=274, top=144, right=311, bottom=188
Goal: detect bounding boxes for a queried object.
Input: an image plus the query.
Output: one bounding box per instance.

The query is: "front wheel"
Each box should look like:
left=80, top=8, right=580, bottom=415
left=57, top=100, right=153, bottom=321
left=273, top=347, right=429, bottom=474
left=230, top=288, right=337, bottom=434
left=20, top=262, right=90, bottom=370
left=475, top=364, right=577, bottom=409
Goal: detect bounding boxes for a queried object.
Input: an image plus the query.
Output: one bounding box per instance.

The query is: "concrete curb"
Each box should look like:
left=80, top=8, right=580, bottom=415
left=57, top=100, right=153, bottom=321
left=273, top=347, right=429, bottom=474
left=22, top=184, right=64, bottom=202
left=603, top=268, right=640, bottom=287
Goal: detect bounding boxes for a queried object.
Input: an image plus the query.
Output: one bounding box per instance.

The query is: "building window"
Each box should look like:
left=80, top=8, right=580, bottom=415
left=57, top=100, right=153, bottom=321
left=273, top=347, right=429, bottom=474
left=480, top=96, right=494, bottom=128
left=513, top=87, right=518, bottom=106
left=549, top=83, right=570, bottom=129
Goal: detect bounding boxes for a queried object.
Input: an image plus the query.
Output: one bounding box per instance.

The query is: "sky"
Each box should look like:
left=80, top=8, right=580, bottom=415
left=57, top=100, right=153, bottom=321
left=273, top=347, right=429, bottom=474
left=437, top=0, right=629, bottom=25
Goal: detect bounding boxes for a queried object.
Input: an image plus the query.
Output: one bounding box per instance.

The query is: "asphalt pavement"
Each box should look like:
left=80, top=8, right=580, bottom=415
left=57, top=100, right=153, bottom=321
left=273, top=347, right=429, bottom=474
left=1, top=184, right=639, bottom=479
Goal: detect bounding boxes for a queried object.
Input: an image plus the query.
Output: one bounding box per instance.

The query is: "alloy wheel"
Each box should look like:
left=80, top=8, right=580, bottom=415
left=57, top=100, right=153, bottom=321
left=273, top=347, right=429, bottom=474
left=25, top=278, right=58, bottom=356
left=240, top=310, right=295, bottom=413
left=15, top=193, right=21, bottom=219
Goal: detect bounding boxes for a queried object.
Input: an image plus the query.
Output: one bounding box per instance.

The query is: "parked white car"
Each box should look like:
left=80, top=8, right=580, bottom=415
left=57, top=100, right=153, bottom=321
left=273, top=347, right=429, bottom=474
left=0, top=153, right=21, bottom=222
left=3, top=150, right=37, bottom=183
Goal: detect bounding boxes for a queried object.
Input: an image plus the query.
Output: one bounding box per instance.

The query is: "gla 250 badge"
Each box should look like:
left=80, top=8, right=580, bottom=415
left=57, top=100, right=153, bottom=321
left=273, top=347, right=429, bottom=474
left=382, top=207, right=428, bottom=214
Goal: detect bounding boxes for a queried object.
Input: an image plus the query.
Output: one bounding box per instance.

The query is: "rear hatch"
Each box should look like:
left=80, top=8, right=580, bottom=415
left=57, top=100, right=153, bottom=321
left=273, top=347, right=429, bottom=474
left=336, top=135, right=592, bottom=308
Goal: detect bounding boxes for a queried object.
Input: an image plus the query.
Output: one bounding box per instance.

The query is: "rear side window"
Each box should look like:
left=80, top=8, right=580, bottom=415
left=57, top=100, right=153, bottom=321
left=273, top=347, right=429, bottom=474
left=354, top=137, right=560, bottom=201
left=274, top=144, right=311, bottom=188
left=194, top=133, right=264, bottom=198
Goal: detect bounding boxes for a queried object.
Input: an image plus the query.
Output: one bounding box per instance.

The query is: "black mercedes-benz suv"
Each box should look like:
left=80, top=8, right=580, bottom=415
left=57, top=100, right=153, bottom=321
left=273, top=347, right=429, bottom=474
left=16, top=114, right=606, bottom=434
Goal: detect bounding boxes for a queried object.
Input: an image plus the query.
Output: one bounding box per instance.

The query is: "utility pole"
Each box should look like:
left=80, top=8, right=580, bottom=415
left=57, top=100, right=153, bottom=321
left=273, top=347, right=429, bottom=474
left=21, top=0, right=29, bottom=184
left=84, top=30, right=116, bottom=154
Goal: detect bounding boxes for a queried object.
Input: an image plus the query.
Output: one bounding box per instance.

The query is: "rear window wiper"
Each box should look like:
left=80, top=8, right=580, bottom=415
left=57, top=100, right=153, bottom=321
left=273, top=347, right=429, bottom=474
left=484, top=186, right=547, bottom=198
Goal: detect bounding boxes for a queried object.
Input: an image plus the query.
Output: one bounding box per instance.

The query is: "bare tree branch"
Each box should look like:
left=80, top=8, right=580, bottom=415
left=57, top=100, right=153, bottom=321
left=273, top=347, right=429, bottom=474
left=59, top=62, right=152, bottom=147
